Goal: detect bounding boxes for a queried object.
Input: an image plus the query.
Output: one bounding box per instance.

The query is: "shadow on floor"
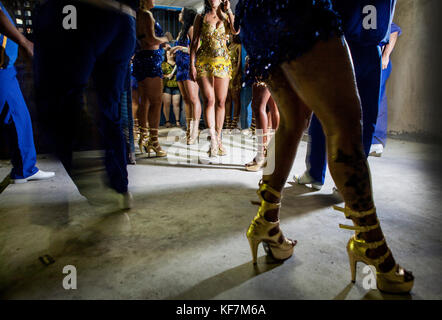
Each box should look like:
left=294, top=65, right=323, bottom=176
left=168, top=255, right=290, bottom=300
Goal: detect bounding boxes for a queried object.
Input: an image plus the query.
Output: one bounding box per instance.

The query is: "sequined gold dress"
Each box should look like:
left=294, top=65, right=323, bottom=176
left=196, top=20, right=232, bottom=79
left=228, top=39, right=242, bottom=90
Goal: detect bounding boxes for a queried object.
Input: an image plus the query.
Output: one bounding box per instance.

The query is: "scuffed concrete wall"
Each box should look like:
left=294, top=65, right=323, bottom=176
left=387, top=0, right=442, bottom=142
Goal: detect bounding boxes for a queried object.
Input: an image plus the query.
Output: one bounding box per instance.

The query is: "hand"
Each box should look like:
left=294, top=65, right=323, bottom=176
left=165, top=31, right=173, bottom=42
left=190, top=65, right=197, bottom=82
left=170, top=46, right=180, bottom=54
left=382, top=55, right=390, bottom=70
left=222, top=0, right=231, bottom=12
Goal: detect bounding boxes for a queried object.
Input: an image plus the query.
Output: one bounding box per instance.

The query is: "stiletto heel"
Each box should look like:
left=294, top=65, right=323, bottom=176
left=246, top=181, right=297, bottom=264
left=335, top=205, right=414, bottom=293
left=248, top=238, right=259, bottom=265
left=348, top=250, right=357, bottom=283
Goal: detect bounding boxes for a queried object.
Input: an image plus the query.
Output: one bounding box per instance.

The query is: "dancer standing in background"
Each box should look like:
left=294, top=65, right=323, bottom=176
left=171, top=7, right=201, bottom=145
left=133, top=0, right=173, bottom=157
left=225, top=33, right=242, bottom=133
left=190, top=0, right=238, bottom=157
left=161, top=49, right=181, bottom=128
left=245, top=82, right=279, bottom=172
left=237, top=0, right=413, bottom=293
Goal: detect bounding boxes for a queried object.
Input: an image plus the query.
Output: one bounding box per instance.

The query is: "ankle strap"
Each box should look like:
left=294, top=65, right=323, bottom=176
left=339, top=218, right=380, bottom=232
left=257, top=180, right=281, bottom=202
left=352, top=236, right=386, bottom=249
left=333, top=205, right=376, bottom=219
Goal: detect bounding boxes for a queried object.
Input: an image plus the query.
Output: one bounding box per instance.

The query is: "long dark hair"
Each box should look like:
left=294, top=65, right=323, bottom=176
left=178, top=7, right=197, bottom=43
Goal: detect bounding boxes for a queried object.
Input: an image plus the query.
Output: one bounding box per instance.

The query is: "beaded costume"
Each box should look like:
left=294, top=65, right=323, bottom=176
left=176, top=37, right=191, bottom=81
left=133, top=21, right=165, bottom=81
left=196, top=19, right=232, bottom=79
left=228, top=38, right=242, bottom=91
left=236, top=0, right=342, bottom=85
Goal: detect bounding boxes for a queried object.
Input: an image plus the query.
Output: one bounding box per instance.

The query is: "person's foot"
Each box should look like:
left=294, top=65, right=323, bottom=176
left=293, top=171, right=323, bottom=190
left=369, top=144, right=384, bottom=157
left=119, top=192, right=133, bottom=210
left=165, top=121, right=171, bottom=128
left=11, top=170, right=55, bottom=184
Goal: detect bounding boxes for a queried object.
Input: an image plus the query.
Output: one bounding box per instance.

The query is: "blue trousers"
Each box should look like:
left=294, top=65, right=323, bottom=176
left=372, top=61, right=392, bottom=146
left=0, top=67, right=39, bottom=179
left=33, top=1, right=136, bottom=193
left=306, top=43, right=382, bottom=184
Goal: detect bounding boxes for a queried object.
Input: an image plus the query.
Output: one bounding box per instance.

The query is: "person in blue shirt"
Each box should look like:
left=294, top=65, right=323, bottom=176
left=370, top=22, right=402, bottom=157
left=33, top=0, right=138, bottom=208
left=295, top=0, right=398, bottom=189
left=0, top=2, right=55, bottom=183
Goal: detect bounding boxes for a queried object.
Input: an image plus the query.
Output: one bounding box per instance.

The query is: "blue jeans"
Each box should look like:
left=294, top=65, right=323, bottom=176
left=0, top=67, right=39, bottom=179
left=33, top=0, right=136, bottom=193
left=306, top=43, right=382, bottom=184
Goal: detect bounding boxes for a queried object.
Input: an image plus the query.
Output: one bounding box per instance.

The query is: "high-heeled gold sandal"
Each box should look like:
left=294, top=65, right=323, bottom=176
left=138, top=126, right=149, bottom=153
left=187, top=120, right=199, bottom=145
left=208, top=143, right=218, bottom=158
left=224, top=116, right=231, bottom=130
left=334, top=205, right=414, bottom=293
left=250, top=118, right=256, bottom=136
left=133, top=118, right=140, bottom=142
left=247, top=182, right=297, bottom=264
left=145, top=128, right=167, bottom=157
left=230, top=116, right=239, bottom=130
left=185, top=118, right=192, bottom=144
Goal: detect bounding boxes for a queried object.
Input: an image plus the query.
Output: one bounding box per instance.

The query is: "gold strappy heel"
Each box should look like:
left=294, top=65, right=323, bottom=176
left=246, top=132, right=267, bottom=172
left=133, top=118, right=140, bottom=143
left=230, top=116, right=239, bottom=130
left=145, top=128, right=167, bottom=157
left=138, top=126, right=149, bottom=153
left=187, top=120, right=199, bottom=145
left=247, top=182, right=297, bottom=264
left=334, top=205, right=414, bottom=293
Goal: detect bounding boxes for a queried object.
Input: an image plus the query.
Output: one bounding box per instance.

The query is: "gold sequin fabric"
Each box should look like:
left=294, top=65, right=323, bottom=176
left=228, top=42, right=242, bottom=90
left=196, top=20, right=232, bottom=79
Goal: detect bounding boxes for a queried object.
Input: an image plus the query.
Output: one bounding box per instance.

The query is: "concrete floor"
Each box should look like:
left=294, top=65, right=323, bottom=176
left=0, top=129, right=441, bottom=300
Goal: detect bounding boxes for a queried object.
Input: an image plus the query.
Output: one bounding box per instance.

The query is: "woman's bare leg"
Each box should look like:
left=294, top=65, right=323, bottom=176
left=214, top=77, right=230, bottom=149
left=268, top=37, right=412, bottom=280
left=197, top=76, right=217, bottom=151
left=137, top=81, right=150, bottom=130
left=185, top=79, right=202, bottom=140
left=172, top=93, right=181, bottom=126
left=178, top=81, right=192, bottom=130
left=225, top=89, right=233, bottom=128
left=162, top=92, right=172, bottom=124
left=268, top=96, right=279, bottom=130
left=132, top=88, right=139, bottom=119
left=232, top=88, right=242, bottom=129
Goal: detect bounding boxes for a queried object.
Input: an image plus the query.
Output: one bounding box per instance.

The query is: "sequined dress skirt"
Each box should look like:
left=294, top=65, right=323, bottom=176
left=132, top=49, right=163, bottom=82
left=176, top=51, right=191, bottom=82
left=236, top=0, right=343, bottom=85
